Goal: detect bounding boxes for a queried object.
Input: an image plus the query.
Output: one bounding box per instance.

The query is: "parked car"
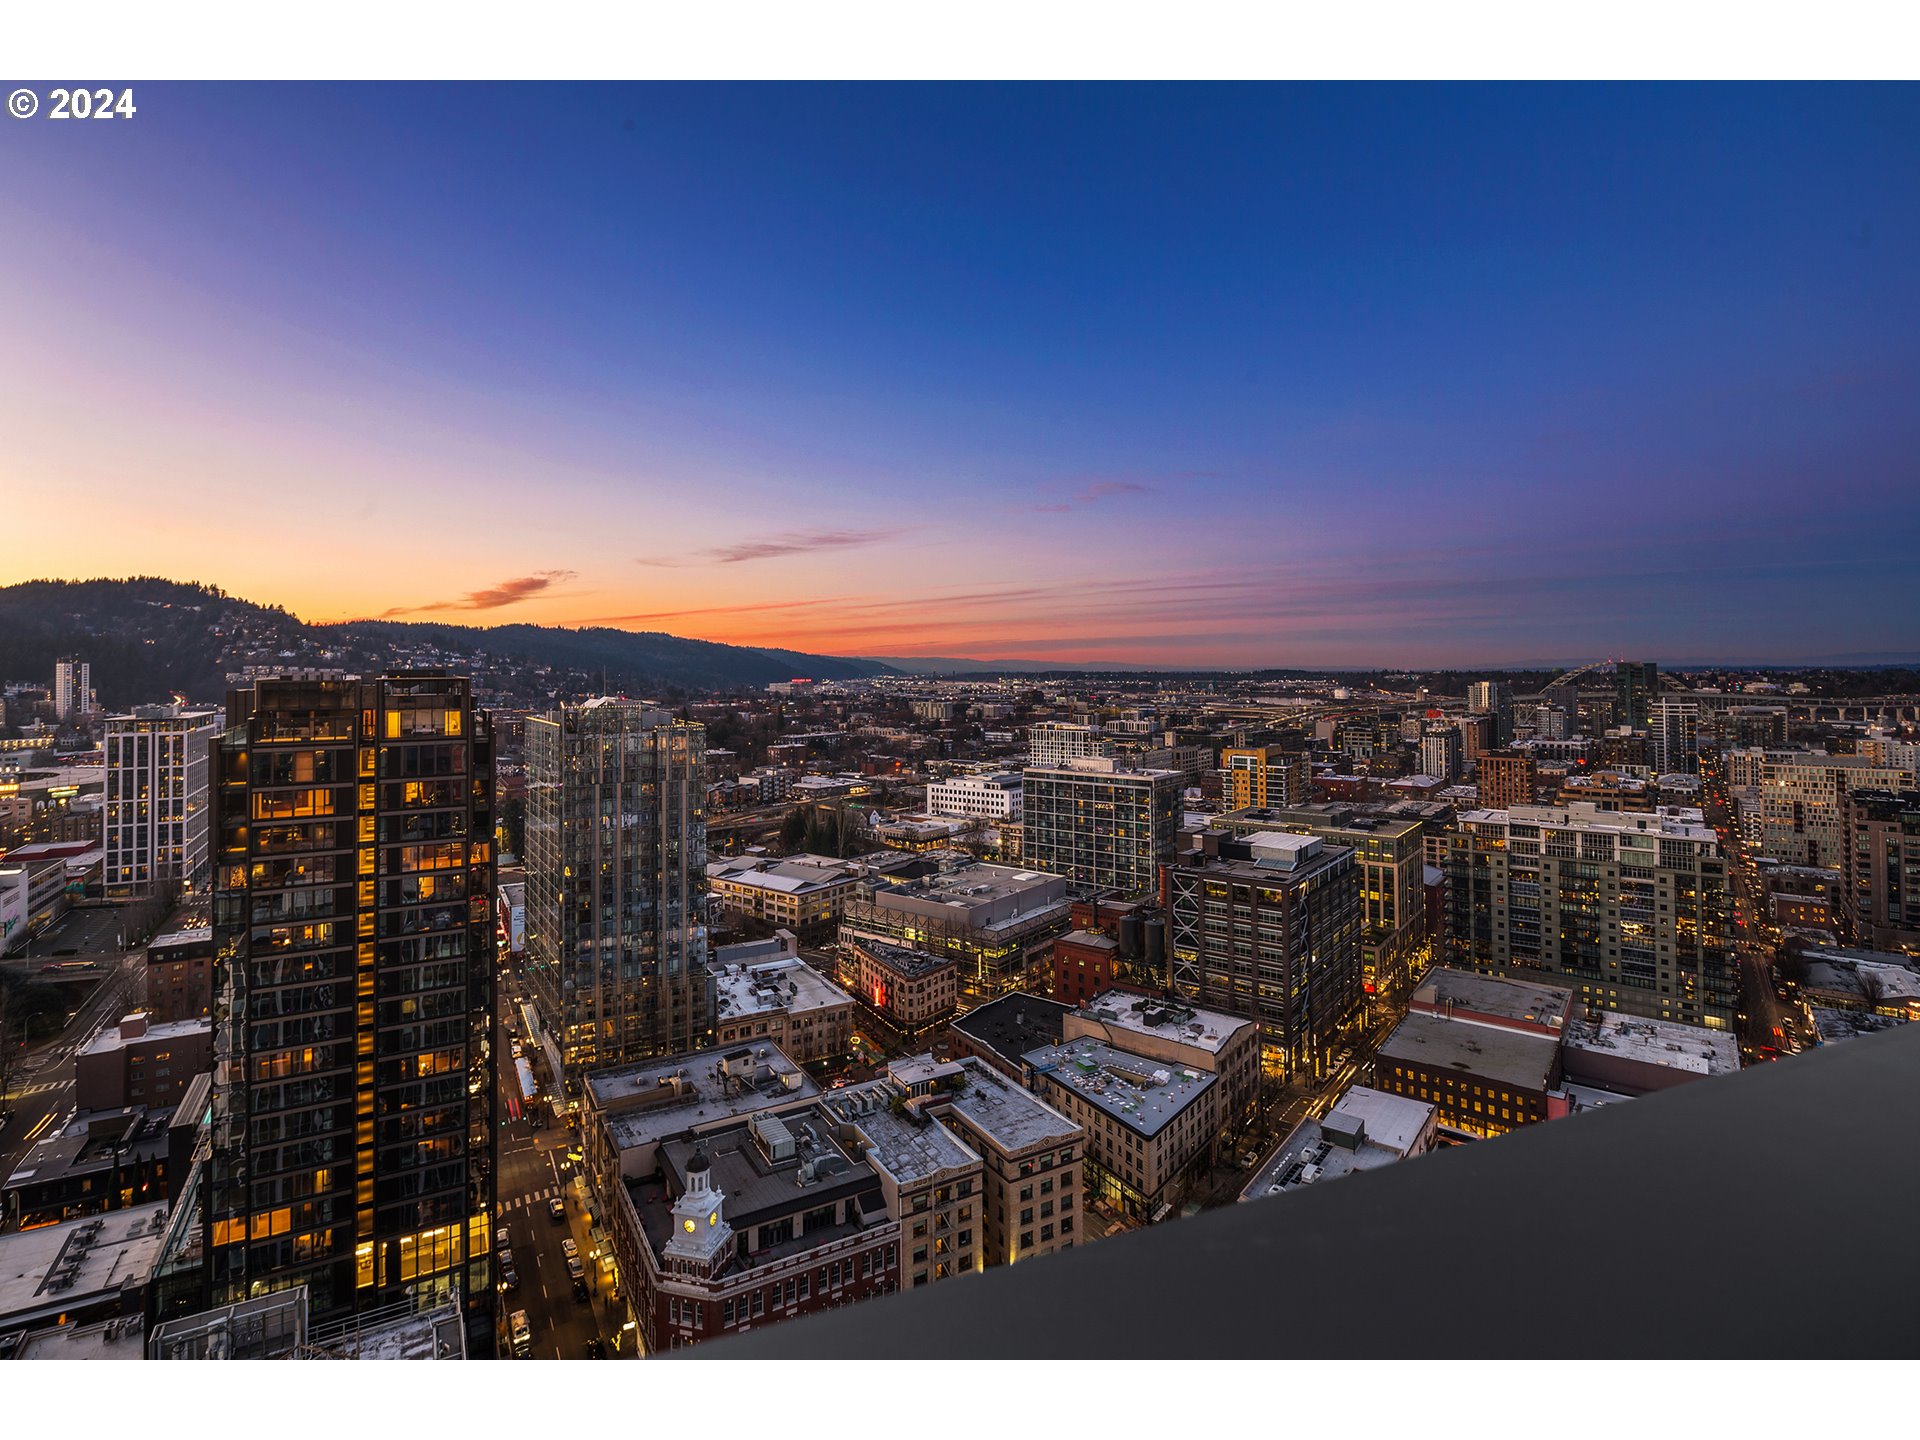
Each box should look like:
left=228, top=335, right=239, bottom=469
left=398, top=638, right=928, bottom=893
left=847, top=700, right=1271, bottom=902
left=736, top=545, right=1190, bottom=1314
left=572, top=1276, right=590, bottom=1303
left=584, top=1337, right=607, bottom=1358
left=549, top=1196, right=567, bottom=1221
left=496, top=1225, right=511, bottom=1253
left=560, top=1237, right=578, bottom=1259
left=499, top=1265, right=518, bottom=1292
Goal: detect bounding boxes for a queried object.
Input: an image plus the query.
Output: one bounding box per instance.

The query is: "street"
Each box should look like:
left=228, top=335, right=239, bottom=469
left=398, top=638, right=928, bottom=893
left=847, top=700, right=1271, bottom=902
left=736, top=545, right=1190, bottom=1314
left=0, top=946, right=147, bottom=1192
left=1696, top=763, right=1796, bottom=1057
left=491, top=974, right=629, bottom=1359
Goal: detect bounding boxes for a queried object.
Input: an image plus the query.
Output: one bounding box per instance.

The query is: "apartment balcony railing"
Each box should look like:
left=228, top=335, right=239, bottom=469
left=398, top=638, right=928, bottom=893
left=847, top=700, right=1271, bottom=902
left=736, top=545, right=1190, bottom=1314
left=696, top=1024, right=1920, bottom=1359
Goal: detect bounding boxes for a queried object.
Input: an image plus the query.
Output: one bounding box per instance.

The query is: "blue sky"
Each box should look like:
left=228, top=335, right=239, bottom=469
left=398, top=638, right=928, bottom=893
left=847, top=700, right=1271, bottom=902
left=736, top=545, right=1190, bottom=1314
left=3, top=82, right=1916, bottom=663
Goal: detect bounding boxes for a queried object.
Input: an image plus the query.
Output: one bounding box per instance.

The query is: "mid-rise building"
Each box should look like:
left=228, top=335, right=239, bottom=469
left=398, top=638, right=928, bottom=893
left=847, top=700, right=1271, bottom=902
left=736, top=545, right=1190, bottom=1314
left=1220, top=747, right=1308, bottom=811
left=1419, top=726, right=1461, bottom=783
left=1022, top=756, right=1180, bottom=899
left=75, top=1013, right=212, bottom=1112
left=144, top=925, right=214, bottom=1023
left=706, top=854, right=861, bottom=941
left=204, top=673, right=496, bottom=1351
left=1025, top=722, right=1111, bottom=767
left=840, top=858, right=1071, bottom=1007
left=1844, top=790, right=1920, bottom=955
left=842, top=937, right=959, bottom=1033
left=1444, top=802, right=1737, bottom=1029
left=525, top=699, right=710, bottom=1076
left=1214, top=803, right=1430, bottom=1005
left=1755, top=751, right=1916, bottom=870
left=710, top=948, right=857, bottom=1063
left=1167, top=829, right=1361, bottom=1078
left=925, top=771, right=1022, bottom=822
left=1372, top=969, right=1573, bottom=1139
left=1476, top=751, right=1538, bottom=811
left=102, top=705, right=221, bottom=898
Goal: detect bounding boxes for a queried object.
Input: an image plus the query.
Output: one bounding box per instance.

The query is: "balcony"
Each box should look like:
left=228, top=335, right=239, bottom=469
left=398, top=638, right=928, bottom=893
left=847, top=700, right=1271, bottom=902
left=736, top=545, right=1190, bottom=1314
left=697, top=1024, right=1920, bottom=1359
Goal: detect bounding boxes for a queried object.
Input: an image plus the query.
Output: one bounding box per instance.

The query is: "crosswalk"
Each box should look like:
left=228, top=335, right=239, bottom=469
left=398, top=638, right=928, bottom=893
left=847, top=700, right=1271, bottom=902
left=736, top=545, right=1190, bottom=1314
left=497, top=1185, right=564, bottom=1215
left=2, top=1081, right=63, bottom=1102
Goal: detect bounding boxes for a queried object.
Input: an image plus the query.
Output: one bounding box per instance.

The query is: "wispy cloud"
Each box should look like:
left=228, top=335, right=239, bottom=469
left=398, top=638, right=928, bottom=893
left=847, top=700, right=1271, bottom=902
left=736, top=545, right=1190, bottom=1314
left=381, top=570, right=576, bottom=617
left=637, top=528, right=904, bottom=567
left=1029, top=473, right=1214, bottom=513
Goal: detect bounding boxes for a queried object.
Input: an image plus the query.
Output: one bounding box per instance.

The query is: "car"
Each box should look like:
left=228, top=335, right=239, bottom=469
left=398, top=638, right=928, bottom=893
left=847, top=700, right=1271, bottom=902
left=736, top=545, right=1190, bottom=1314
left=584, top=1337, right=607, bottom=1359
left=572, top=1276, right=590, bottom=1302
left=496, top=1226, right=511, bottom=1253
left=499, top=1266, right=519, bottom=1292
left=566, top=1254, right=586, bottom=1281
left=560, top=1236, right=578, bottom=1259
left=549, top=1196, right=567, bottom=1221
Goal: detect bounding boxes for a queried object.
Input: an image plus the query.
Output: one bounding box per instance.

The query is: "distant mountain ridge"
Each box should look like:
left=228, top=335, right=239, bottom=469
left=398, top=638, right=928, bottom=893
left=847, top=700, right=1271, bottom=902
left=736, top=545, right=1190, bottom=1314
left=0, top=578, right=893, bottom=708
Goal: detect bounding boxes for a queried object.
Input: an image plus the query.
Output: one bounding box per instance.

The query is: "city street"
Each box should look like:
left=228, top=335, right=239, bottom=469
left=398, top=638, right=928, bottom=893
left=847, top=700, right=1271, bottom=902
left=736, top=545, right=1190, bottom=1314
left=1697, top=766, right=1793, bottom=1055
left=491, top=979, right=629, bottom=1359
left=0, top=947, right=147, bottom=1192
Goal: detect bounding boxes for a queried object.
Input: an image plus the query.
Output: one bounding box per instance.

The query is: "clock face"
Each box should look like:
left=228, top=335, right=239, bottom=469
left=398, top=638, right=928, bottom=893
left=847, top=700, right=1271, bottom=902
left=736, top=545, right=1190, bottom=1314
left=683, top=1218, right=696, bottom=1233
left=708, top=1211, right=718, bottom=1226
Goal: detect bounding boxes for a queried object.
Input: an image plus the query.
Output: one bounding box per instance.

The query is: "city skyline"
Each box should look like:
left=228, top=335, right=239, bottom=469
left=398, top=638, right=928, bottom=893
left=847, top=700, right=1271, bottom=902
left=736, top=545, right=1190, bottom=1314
left=5, top=83, right=1919, bottom=668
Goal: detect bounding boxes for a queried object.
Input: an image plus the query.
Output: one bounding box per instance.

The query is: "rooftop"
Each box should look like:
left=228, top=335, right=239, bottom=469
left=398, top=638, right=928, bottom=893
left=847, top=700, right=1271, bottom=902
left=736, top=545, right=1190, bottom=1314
left=147, top=925, right=213, bottom=951
left=932, top=1059, right=1081, bottom=1154
left=950, top=992, right=1071, bottom=1069
left=0, top=1201, right=171, bottom=1329
left=1561, top=1010, right=1742, bottom=1081
left=5, top=1105, right=175, bottom=1193
left=1463, top=802, right=1719, bottom=844
left=848, top=938, right=953, bottom=979
left=589, top=1044, right=820, bottom=1157
left=708, top=855, right=859, bottom=895
left=712, top=955, right=854, bottom=1023
left=1074, top=990, right=1251, bottom=1056
left=701, top=1024, right=1920, bottom=1360
left=823, top=1084, right=980, bottom=1187
left=1376, top=1012, right=1563, bottom=1094
left=1410, top=968, right=1573, bottom=1033
left=1241, top=1087, right=1435, bottom=1202
left=648, top=1110, right=877, bottom=1238
left=78, top=1014, right=211, bottom=1059
left=1024, top=1037, right=1217, bottom=1138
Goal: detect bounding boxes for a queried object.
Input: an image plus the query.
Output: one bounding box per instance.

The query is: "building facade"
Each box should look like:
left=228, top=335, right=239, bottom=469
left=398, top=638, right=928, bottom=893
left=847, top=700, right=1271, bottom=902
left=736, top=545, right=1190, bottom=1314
left=1844, top=790, right=1920, bottom=956
left=525, top=700, right=710, bottom=1077
left=203, top=674, right=496, bottom=1351
left=1167, top=830, right=1362, bottom=1078
left=1220, top=747, right=1308, bottom=811
left=1444, top=802, right=1737, bottom=1029
left=103, top=705, right=222, bottom=898
left=1022, top=757, right=1180, bottom=899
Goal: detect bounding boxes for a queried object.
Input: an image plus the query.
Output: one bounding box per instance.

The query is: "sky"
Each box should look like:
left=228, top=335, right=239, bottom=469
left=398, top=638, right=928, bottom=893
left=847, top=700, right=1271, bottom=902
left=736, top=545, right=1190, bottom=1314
left=2, top=82, right=1917, bottom=668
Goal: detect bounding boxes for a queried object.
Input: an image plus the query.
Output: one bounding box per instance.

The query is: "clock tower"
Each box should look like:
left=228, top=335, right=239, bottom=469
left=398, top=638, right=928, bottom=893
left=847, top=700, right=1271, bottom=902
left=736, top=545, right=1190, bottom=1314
left=662, top=1145, right=734, bottom=1276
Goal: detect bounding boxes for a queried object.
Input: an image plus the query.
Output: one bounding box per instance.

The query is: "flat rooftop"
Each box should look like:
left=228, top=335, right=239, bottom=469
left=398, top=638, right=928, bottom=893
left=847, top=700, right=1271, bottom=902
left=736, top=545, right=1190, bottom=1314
left=1376, top=1012, right=1562, bottom=1093
left=849, top=938, right=953, bottom=979
left=1465, top=803, right=1719, bottom=844
left=933, top=1060, right=1081, bottom=1153
left=1562, top=1011, right=1741, bottom=1079
left=1024, top=1038, right=1217, bottom=1139
left=951, top=992, right=1070, bottom=1068
left=0, top=1202, right=171, bottom=1328
left=5, top=1106, right=174, bottom=1191
left=712, top=955, right=853, bottom=1023
left=1410, top=968, right=1573, bottom=1032
left=1242, top=1094, right=1433, bottom=1203
left=1075, top=990, right=1251, bottom=1056
left=589, top=1045, right=820, bottom=1156
left=79, top=1015, right=211, bottom=1059
left=649, top=1110, right=877, bottom=1240
left=823, top=1084, right=980, bottom=1186
left=147, top=925, right=213, bottom=950
left=1320, top=1084, right=1437, bottom=1156
left=6, top=1314, right=147, bottom=1359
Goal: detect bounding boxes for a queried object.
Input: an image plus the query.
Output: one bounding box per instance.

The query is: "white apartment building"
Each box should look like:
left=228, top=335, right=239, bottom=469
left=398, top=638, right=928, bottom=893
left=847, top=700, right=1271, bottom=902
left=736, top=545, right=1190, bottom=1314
left=103, top=704, right=221, bottom=897
left=53, top=658, right=92, bottom=721
left=1026, top=722, right=1112, bottom=767
left=926, top=771, right=1023, bottom=821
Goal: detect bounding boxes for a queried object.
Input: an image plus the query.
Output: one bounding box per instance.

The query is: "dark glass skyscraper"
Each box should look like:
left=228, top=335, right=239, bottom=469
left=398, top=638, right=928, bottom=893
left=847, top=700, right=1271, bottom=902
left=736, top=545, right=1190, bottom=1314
left=204, top=674, right=496, bottom=1352
left=1615, top=661, right=1659, bottom=729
